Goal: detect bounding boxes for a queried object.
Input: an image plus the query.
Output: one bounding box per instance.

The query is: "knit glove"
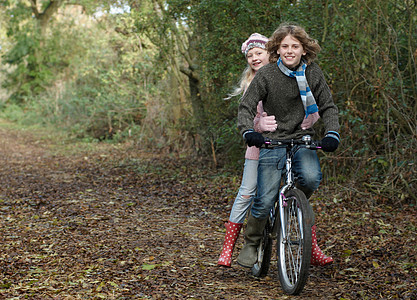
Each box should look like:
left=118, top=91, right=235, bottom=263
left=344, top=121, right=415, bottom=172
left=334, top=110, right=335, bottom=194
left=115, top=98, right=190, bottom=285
left=255, top=112, right=277, bottom=132
left=243, top=130, right=265, bottom=148
left=321, top=131, right=340, bottom=152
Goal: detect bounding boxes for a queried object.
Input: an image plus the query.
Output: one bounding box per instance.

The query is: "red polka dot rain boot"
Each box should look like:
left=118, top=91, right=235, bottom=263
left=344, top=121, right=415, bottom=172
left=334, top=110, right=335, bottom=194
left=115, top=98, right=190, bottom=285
left=311, top=225, right=334, bottom=266
left=218, top=221, right=243, bottom=267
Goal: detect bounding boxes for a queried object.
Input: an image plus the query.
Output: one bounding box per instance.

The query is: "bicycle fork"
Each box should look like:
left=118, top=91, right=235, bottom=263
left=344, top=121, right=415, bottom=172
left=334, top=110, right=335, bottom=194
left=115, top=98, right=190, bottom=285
left=278, top=149, right=303, bottom=243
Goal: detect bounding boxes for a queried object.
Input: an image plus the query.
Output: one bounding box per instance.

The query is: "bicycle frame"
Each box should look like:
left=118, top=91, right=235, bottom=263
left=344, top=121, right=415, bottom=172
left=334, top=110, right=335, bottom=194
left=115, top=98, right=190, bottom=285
left=279, top=145, right=298, bottom=242
left=268, top=144, right=297, bottom=241
left=266, top=136, right=320, bottom=240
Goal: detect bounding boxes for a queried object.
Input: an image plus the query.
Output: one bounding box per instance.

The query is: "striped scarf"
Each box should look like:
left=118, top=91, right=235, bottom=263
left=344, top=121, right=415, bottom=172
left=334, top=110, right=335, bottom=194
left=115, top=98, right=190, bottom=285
left=277, top=57, right=320, bottom=130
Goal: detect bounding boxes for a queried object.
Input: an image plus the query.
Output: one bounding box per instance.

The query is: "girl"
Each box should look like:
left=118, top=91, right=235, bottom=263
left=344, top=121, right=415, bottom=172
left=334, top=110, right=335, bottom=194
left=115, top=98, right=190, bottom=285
left=237, top=24, right=339, bottom=267
left=218, top=33, right=277, bottom=267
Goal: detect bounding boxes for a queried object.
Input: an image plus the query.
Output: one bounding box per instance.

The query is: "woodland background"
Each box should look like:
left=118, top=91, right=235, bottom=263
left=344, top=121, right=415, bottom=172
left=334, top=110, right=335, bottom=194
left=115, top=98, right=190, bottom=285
left=0, top=0, right=416, bottom=205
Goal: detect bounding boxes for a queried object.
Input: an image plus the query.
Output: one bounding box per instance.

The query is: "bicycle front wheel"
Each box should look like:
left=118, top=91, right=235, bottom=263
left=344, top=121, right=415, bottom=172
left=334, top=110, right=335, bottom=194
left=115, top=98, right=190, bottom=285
left=277, top=189, right=312, bottom=295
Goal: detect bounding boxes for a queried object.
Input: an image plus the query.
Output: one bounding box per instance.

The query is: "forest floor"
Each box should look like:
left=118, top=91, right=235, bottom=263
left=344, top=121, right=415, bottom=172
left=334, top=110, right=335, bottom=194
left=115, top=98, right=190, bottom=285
left=0, top=120, right=415, bottom=299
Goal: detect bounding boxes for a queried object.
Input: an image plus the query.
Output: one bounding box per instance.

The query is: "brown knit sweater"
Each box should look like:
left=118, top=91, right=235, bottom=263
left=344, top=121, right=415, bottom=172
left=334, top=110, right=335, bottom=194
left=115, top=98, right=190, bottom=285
left=238, top=62, right=340, bottom=140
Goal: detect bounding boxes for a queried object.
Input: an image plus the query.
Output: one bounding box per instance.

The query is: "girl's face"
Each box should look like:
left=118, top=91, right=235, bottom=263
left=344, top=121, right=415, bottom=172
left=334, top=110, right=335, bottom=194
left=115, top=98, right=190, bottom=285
left=277, top=35, right=306, bottom=69
left=246, top=47, right=269, bottom=72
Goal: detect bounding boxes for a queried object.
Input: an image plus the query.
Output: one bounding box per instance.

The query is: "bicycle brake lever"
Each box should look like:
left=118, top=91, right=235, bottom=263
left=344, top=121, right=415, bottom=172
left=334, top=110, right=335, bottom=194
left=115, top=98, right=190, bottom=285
left=264, top=138, right=272, bottom=146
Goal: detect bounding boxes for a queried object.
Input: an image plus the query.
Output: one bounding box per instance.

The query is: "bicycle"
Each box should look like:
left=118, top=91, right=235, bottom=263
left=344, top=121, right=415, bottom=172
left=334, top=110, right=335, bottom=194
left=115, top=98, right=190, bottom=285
left=251, top=135, right=320, bottom=295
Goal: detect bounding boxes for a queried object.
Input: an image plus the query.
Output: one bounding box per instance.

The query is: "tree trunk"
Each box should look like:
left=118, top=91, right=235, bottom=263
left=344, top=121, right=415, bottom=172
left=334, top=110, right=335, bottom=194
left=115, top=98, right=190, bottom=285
left=29, top=0, right=64, bottom=35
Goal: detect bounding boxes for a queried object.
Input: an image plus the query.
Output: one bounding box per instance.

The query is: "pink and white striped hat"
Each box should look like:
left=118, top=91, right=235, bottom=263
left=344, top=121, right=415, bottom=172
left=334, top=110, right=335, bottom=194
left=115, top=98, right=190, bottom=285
left=241, top=33, right=269, bottom=56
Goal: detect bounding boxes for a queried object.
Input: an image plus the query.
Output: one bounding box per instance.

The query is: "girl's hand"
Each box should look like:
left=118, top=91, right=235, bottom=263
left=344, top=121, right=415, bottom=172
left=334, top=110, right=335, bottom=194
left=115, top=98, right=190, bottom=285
left=257, top=112, right=277, bottom=132
left=301, top=112, right=320, bottom=130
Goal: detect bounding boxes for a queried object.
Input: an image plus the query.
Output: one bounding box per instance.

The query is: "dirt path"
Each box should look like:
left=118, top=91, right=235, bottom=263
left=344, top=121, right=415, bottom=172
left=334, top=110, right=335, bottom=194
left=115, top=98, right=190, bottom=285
left=0, top=123, right=416, bottom=299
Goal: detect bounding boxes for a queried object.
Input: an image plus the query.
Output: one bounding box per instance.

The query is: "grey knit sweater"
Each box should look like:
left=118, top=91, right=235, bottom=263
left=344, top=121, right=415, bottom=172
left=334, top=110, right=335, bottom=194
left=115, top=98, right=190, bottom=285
left=238, top=62, right=340, bottom=140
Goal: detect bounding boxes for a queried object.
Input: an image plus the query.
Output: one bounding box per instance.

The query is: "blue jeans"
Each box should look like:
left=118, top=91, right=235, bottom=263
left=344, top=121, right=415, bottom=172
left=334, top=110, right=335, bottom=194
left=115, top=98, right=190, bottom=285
left=251, top=147, right=322, bottom=219
left=229, top=159, right=258, bottom=223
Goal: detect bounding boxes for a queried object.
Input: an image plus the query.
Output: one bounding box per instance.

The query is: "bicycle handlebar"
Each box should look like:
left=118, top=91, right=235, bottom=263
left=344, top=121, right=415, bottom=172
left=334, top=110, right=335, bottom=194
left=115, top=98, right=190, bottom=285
left=263, top=135, right=322, bottom=150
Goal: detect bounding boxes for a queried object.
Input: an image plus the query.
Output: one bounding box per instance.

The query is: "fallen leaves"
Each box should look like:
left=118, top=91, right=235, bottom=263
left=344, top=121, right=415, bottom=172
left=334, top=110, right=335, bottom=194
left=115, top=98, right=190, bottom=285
left=0, top=124, right=416, bottom=299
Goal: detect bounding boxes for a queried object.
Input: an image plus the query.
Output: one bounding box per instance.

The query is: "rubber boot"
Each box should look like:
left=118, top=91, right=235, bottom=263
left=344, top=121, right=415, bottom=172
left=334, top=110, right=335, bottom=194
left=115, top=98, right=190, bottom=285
left=236, top=215, right=268, bottom=268
left=311, top=225, right=333, bottom=266
left=217, top=221, right=243, bottom=267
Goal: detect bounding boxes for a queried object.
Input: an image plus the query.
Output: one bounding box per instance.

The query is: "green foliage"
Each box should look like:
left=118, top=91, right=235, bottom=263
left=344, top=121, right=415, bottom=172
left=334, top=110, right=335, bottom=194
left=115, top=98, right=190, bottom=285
left=1, top=1, right=166, bottom=143
left=316, top=0, right=417, bottom=201
left=25, top=15, right=164, bottom=142
left=0, top=103, right=25, bottom=122
left=187, top=0, right=282, bottom=94
left=163, top=0, right=287, bottom=163
left=1, top=2, right=42, bottom=102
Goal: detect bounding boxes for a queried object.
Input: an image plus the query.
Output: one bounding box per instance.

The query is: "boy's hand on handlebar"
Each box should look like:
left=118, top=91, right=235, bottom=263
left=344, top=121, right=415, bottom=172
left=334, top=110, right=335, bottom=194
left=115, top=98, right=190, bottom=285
left=243, top=131, right=265, bottom=148
left=321, top=131, right=340, bottom=152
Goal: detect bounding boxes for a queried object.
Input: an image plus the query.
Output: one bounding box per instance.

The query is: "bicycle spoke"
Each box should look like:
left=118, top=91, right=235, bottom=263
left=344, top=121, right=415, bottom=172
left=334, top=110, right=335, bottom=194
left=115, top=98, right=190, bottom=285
left=286, top=199, right=302, bottom=285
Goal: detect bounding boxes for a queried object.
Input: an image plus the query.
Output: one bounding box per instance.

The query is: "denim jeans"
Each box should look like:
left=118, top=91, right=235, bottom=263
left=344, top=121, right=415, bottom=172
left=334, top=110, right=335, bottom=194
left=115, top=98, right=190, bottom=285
left=229, top=159, right=258, bottom=223
left=251, top=146, right=322, bottom=219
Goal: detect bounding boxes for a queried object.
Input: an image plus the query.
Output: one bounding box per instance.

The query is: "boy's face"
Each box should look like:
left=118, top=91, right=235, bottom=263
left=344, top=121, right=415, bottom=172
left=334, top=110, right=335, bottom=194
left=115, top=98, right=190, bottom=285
left=277, top=35, right=306, bottom=69
left=246, top=47, right=269, bottom=72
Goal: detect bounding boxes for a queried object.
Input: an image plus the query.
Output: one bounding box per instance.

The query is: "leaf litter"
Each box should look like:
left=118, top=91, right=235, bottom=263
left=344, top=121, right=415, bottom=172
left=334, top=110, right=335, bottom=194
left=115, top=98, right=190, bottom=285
left=0, top=125, right=415, bottom=299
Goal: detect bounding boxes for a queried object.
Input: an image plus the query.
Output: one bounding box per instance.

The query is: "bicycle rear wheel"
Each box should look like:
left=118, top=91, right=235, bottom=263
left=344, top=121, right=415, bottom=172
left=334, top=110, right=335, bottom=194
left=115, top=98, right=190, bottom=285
left=277, top=189, right=312, bottom=295
left=251, top=218, right=272, bottom=277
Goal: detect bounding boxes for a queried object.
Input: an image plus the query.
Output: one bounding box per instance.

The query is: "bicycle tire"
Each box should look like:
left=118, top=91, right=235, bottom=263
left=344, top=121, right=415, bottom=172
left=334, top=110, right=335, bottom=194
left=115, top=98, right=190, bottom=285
left=277, top=189, right=312, bottom=295
left=251, top=218, right=272, bottom=277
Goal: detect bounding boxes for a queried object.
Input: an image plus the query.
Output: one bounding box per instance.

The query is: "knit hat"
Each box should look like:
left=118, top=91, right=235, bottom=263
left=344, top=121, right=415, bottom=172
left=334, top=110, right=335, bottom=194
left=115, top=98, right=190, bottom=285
left=241, top=33, right=269, bottom=56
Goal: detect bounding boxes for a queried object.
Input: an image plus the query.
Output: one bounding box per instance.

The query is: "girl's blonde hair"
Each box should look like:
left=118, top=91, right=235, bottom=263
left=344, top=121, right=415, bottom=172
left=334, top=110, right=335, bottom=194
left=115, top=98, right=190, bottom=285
left=267, top=23, right=321, bottom=65
left=226, top=33, right=268, bottom=100
left=225, top=65, right=255, bottom=99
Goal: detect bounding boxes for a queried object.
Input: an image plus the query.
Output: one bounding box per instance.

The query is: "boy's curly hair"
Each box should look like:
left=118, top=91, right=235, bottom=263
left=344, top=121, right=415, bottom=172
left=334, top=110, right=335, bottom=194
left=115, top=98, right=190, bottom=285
left=267, top=23, right=321, bottom=65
